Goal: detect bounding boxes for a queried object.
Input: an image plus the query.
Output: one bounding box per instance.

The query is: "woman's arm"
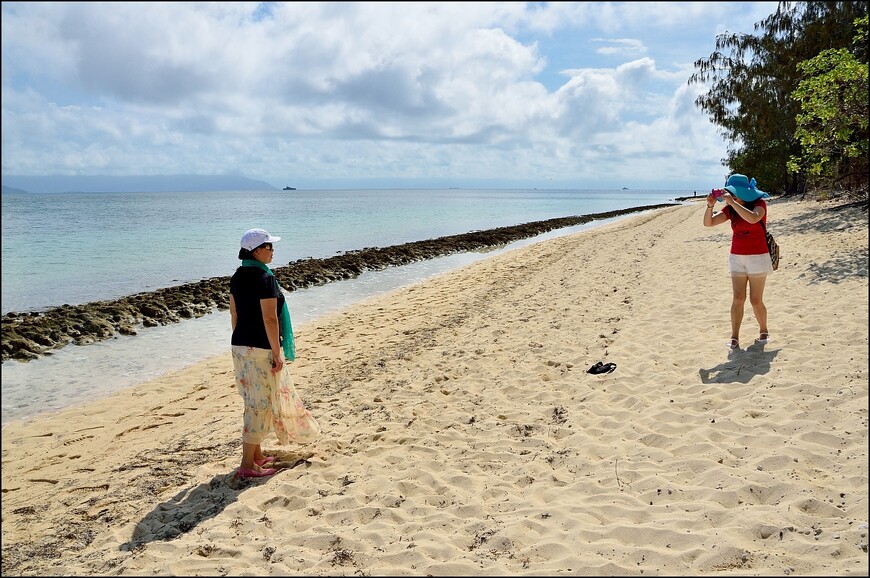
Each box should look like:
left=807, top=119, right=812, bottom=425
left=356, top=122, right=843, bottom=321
left=260, top=297, right=283, bottom=373
left=703, top=194, right=729, bottom=227
left=229, top=294, right=238, bottom=331
left=723, top=195, right=765, bottom=223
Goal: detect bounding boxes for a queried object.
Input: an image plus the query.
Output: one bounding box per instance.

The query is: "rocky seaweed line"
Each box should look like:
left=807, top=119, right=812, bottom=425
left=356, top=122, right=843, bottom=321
left=1, top=203, right=678, bottom=362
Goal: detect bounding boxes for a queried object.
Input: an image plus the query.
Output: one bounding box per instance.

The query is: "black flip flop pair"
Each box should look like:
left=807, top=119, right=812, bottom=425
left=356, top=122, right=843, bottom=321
left=587, top=361, right=617, bottom=375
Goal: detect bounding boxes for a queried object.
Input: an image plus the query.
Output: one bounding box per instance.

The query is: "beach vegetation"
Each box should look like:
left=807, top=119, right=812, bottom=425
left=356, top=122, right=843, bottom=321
left=689, top=1, right=868, bottom=197
left=788, top=15, right=868, bottom=194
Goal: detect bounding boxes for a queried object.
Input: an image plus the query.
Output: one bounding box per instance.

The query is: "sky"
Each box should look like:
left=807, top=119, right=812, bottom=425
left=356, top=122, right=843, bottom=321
left=1, top=2, right=779, bottom=190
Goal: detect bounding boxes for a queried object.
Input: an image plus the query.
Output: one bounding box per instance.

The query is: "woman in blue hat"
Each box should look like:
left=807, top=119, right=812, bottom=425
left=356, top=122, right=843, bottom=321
left=703, top=174, right=772, bottom=350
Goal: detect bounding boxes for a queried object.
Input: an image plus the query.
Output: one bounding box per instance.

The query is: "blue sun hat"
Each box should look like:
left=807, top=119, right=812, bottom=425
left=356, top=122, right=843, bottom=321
left=724, top=174, right=770, bottom=202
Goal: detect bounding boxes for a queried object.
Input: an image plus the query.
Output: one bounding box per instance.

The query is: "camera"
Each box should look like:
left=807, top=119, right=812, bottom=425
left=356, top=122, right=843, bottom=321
left=711, top=188, right=726, bottom=198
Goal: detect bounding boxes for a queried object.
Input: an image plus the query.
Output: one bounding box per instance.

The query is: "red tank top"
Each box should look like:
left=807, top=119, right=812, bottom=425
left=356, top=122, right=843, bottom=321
left=724, top=200, right=768, bottom=255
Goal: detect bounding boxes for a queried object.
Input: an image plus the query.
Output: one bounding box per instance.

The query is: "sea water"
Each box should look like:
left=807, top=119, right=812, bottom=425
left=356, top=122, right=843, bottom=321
left=1, top=188, right=686, bottom=424
left=1, top=188, right=683, bottom=313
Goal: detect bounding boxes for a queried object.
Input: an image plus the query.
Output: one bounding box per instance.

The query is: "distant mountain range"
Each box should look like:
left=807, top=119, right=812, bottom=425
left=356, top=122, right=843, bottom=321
left=1, top=174, right=278, bottom=194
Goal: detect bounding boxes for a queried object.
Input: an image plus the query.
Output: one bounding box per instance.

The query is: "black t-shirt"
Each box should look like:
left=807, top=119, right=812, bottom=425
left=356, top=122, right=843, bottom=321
left=230, top=265, right=285, bottom=350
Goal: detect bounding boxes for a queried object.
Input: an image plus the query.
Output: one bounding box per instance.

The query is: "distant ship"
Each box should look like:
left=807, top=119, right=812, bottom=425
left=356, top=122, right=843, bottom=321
left=283, top=186, right=296, bottom=190
left=622, top=187, right=629, bottom=190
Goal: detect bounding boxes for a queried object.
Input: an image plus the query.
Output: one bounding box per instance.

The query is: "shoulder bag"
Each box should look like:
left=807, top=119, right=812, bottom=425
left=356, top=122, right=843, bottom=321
left=760, top=219, right=780, bottom=271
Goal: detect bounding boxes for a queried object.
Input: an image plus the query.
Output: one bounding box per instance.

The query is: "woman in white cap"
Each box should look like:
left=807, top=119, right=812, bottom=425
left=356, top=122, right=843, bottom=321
left=703, top=174, right=773, bottom=350
left=229, top=228, right=320, bottom=479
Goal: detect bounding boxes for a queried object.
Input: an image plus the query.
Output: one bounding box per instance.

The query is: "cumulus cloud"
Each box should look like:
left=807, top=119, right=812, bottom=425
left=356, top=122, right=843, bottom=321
left=1, top=2, right=777, bottom=188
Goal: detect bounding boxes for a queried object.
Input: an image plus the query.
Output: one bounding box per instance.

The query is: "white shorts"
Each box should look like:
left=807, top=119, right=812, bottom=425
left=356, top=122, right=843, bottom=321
left=729, top=253, right=773, bottom=277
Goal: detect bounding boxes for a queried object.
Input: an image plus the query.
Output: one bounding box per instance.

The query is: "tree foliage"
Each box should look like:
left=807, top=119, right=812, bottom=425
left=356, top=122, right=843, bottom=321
left=689, top=1, right=868, bottom=195
left=789, top=16, right=868, bottom=191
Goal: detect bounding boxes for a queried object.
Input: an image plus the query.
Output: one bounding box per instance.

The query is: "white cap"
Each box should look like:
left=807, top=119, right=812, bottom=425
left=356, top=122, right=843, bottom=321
left=240, top=228, right=281, bottom=251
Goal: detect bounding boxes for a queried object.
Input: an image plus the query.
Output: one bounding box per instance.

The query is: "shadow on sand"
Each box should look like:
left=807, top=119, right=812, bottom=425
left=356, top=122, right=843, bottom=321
left=120, top=455, right=311, bottom=552
left=699, top=340, right=781, bottom=384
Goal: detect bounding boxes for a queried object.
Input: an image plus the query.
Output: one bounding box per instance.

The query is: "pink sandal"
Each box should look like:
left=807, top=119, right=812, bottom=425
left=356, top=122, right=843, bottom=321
left=237, top=466, right=277, bottom=479
left=756, top=333, right=770, bottom=344
left=254, top=455, right=275, bottom=467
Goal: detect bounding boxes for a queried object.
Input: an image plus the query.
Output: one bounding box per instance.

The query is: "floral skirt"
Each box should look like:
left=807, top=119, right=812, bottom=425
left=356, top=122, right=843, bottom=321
left=231, top=345, right=320, bottom=445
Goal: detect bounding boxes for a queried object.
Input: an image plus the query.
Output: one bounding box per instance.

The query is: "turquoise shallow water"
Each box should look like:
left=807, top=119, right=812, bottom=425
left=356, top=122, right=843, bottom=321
left=1, top=188, right=682, bottom=313
left=1, top=188, right=687, bottom=425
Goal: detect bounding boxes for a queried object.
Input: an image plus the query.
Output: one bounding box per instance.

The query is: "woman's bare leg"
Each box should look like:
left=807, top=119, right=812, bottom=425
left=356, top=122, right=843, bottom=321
left=748, top=275, right=768, bottom=336
left=242, top=442, right=259, bottom=470
left=730, top=274, right=749, bottom=343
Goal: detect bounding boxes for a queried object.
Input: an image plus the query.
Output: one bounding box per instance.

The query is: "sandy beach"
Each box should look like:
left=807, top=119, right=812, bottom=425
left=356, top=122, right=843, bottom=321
left=2, top=198, right=867, bottom=576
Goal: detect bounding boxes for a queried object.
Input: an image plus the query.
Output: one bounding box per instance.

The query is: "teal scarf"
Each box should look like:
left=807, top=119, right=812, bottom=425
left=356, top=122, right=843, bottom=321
left=241, top=259, right=295, bottom=361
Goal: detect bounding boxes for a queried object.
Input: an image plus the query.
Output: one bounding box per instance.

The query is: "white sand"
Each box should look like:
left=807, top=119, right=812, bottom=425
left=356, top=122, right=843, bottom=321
left=2, top=198, right=867, bottom=576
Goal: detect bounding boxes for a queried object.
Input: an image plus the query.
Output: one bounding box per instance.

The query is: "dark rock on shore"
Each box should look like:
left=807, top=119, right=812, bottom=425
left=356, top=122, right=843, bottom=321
left=674, top=194, right=705, bottom=201
left=1, top=204, right=677, bottom=362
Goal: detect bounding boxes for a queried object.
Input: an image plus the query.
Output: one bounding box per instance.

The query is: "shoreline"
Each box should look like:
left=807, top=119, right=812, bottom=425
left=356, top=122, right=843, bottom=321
left=0, top=214, right=630, bottom=428
left=2, top=202, right=677, bottom=362
left=1, top=199, right=866, bottom=576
